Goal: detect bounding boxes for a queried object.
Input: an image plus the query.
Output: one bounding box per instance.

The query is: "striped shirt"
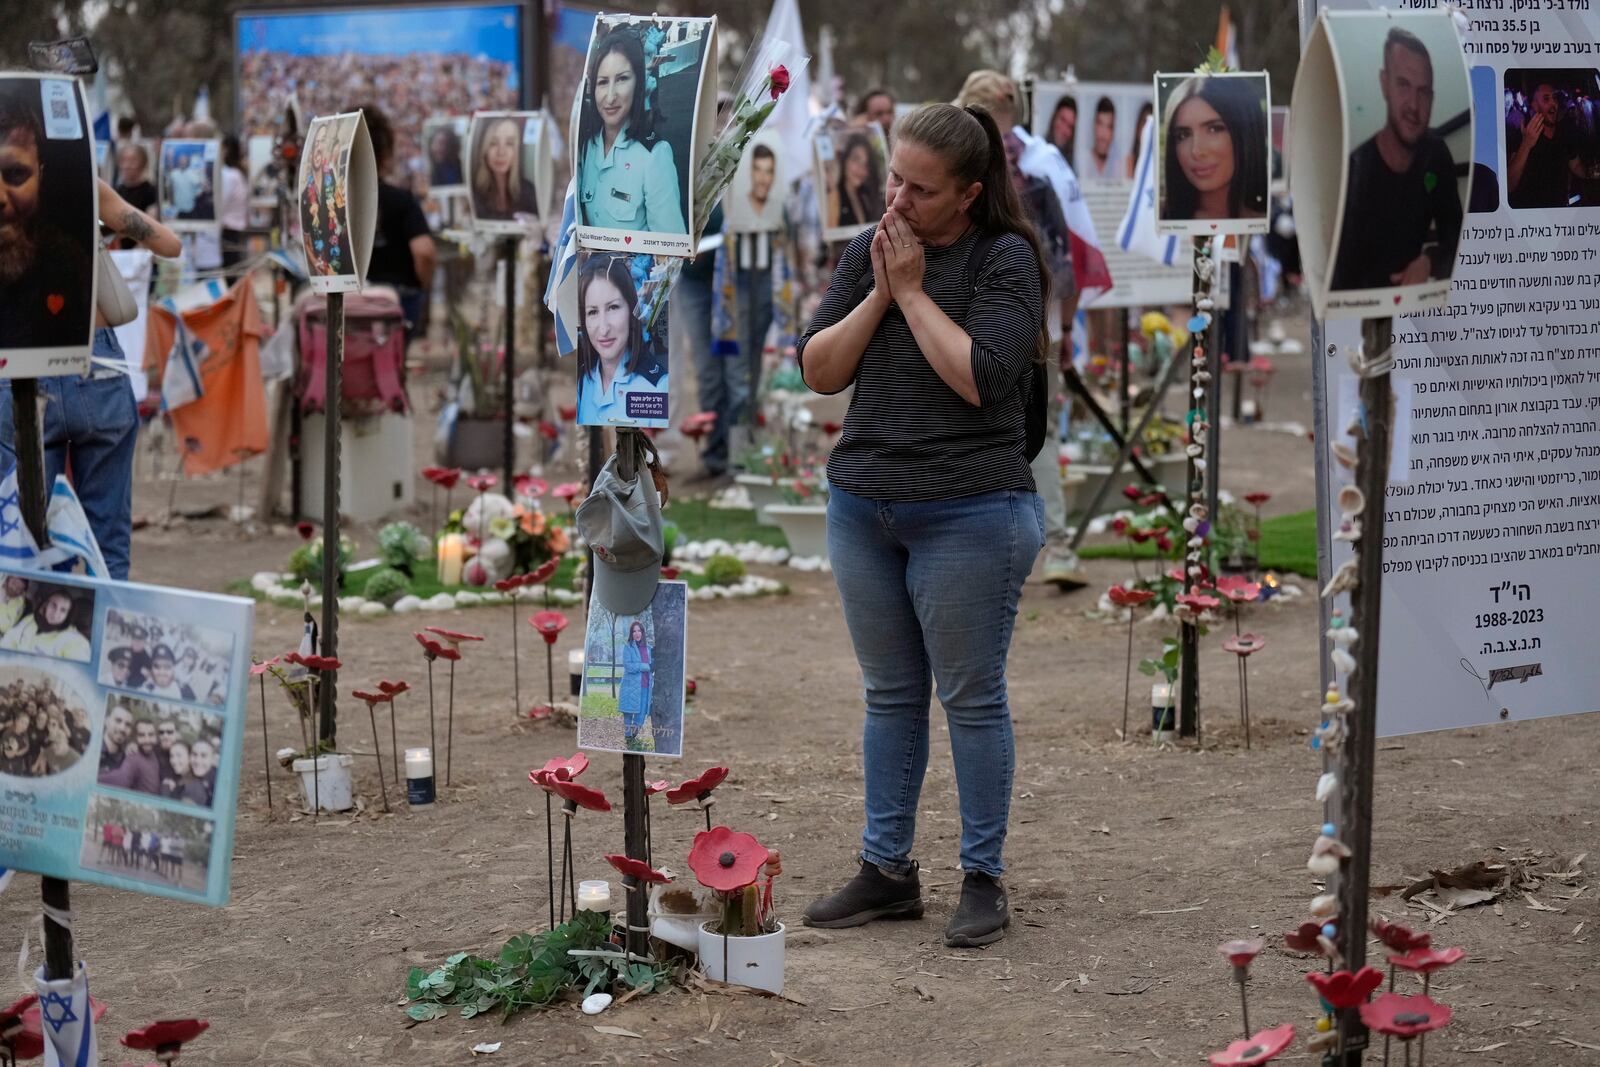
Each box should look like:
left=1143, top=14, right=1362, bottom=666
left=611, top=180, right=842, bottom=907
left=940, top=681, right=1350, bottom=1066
left=796, top=225, right=1043, bottom=501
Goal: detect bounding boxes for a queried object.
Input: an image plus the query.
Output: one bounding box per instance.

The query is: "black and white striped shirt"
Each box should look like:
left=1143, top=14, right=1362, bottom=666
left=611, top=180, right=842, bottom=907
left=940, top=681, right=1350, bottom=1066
left=796, top=225, right=1043, bottom=501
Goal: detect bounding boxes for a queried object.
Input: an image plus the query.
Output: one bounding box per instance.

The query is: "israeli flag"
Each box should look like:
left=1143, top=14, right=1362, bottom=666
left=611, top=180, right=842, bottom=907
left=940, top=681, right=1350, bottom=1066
left=33, top=963, right=97, bottom=1067
left=0, top=462, right=43, bottom=565
left=543, top=178, right=581, bottom=357
left=160, top=318, right=208, bottom=413
left=46, top=477, right=108, bottom=579
left=1117, top=118, right=1182, bottom=268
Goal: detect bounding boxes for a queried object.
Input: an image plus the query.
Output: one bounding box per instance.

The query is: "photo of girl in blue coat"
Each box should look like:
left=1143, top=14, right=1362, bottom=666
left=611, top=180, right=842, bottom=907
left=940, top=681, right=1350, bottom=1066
left=576, top=583, right=687, bottom=758
left=619, top=620, right=654, bottom=750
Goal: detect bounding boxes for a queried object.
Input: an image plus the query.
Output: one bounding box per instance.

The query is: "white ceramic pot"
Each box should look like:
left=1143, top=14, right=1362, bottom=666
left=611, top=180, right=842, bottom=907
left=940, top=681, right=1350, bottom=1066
left=698, top=921, right=785, bottom=995
left=733, top=474, right=788, bottom=526
left=291, top=753, right=356, bottom=812
left=766, top=504, right=828, bottom=561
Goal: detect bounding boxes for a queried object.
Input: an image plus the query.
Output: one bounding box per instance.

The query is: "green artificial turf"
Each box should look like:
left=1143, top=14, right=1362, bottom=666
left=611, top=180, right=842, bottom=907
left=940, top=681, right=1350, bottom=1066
left=1080, top=508, right=1320, bottom=578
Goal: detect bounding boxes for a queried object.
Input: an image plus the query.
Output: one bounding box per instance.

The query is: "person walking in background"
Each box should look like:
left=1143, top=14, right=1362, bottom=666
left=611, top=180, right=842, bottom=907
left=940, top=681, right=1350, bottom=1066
left=358, top=104, right=437, bottom=345
left=219, top=134, right=250, bottom=284
left=678, top=203, right=728, bottom=479
left=796, top=103, right=1048, bottom=948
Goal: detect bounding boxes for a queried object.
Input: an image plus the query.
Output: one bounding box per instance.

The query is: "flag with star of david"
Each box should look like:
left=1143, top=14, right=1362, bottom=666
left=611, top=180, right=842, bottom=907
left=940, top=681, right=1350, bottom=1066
left=33, top=963, right=97, bottom=1067
left=0, top=462, right=43, bottom=564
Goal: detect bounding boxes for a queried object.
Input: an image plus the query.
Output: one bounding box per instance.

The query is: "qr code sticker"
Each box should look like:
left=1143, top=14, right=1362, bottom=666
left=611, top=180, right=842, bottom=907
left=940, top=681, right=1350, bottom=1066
left=49, top=98, right=67, bottom=120
left=39, top=79, right=83, bottom=140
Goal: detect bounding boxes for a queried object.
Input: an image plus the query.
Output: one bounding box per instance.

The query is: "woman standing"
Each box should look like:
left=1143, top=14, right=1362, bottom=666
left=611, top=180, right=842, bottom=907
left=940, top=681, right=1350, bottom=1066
left=797, top=103, right=1048, bottom=948
left=1160, top=76, right=1268, bottom=222
left=833, top=132, right=885, bottom=230
left=618, top=620, right=654, bottom=750
left=576, top=28, right=686, bottom=234
left=470, top=116, right=539, bottom=220
left=575, top=254, right=667, bottom=424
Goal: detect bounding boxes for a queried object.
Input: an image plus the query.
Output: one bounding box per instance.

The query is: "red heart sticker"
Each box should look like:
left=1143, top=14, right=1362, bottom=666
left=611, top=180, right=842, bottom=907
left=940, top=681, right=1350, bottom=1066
left=623, top=235, right=632, bottom=245
left=1393, top=295, right=1402, bottom=305
left=46, top=294, right=64, bottom=315
left=1209, top=224, right=1218, bottom=231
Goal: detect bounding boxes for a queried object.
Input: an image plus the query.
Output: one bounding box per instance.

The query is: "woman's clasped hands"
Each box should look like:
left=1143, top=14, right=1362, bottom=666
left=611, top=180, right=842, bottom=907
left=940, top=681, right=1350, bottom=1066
left=870, top=209, right=925, bottom=304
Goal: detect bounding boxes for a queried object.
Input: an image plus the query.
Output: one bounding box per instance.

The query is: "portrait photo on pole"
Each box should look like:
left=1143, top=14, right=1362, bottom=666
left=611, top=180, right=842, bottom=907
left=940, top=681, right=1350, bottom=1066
left=724, top=130, right=786, bottom=233
left=814, top=122, right=888, bottom=243
left=0, top=73, right=97, bottom=375
left=574, top=250, right=671, bottom=430
left=295, top=110, right=378, bottom=294
left=1293, top=10, right=1473, bottom=319
left=1154, top=72, right=1271, bottom=236
left=420, top=115, right=469, bottom=199
left=578, top=581, right=687, bottom=758
left=1074, top=86, right=1151, bottom=184
left=158, top=139, right=220, bottom=230
left=573, top=14, right=716, bottom=257
left=466, top=110, right=553, bottom=234
left=1504, top=68, right=1600, bottom=210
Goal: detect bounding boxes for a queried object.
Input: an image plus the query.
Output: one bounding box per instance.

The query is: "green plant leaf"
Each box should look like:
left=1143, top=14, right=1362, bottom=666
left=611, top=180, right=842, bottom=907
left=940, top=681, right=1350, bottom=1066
left=405, top=968, right=428, bottom=1000
left=407, top=1002, right=448, bottom=1022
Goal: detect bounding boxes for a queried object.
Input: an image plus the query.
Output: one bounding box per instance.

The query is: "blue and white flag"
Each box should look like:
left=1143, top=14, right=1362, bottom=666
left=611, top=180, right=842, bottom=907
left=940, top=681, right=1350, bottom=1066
left=544, top=178, right=581, bottom=357
left=160, top=318, right=208, bottom=413
left=0, top=463, right=43, bottom=565
left=45, top=478, right=108, bottom=579
left=1117, top=118, right=1183, bottom=269
left=34, top=963, right=97, bottom=1067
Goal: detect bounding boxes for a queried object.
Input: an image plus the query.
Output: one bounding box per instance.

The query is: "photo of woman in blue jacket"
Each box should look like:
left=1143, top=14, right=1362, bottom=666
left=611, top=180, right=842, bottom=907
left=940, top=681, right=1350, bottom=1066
left=619, top=620, right=653, bottom=750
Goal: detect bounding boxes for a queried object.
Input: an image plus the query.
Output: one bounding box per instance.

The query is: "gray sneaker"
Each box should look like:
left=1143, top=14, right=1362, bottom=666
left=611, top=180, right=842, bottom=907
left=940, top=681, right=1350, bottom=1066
left=1041, top=543, right=1088, bottom=589
left=802, top=860, right=924, bottom=928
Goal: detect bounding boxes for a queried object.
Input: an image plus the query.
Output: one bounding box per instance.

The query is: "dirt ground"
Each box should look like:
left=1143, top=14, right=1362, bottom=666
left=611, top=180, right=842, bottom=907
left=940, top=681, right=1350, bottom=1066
left=1, top=305, right=1595, bottom=1066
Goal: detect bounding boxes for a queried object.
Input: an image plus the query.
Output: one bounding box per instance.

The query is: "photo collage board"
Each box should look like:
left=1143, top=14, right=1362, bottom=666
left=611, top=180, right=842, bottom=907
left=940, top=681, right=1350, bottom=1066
left=0, top=567, right=254, bottom=906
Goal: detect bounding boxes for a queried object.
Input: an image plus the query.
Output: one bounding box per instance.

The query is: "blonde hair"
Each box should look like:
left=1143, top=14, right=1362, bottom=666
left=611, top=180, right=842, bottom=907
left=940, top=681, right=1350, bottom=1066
left=955, top=70, right=1021, bottom=127
left=473, top=117, right=523, bottom=209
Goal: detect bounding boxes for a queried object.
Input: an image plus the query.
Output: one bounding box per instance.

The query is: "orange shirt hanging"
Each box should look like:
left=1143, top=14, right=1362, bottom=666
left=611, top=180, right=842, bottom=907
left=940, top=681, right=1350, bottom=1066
left=144, top=279, right=270, bottom=476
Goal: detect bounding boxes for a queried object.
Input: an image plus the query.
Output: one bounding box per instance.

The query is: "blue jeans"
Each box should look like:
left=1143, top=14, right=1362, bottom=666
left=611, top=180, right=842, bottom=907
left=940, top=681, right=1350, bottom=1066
left=0, top=330, right=139, bottom=580
left=828, top=485, right=1044, bottom=877
left=732, top=267, right=773, bottom=428
left=672, top=271, right=730, bottom=473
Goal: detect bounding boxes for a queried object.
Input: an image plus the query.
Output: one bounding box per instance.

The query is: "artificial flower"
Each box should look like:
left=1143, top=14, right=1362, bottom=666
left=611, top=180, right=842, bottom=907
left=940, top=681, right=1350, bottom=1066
left=295, top=520, right=315, bottom=540
left=1122, top=485, right=1143, bottom=501
left=558, top=404, right=577, bottom=422
left=422, top=466, right=461, bottom=489
left=1389, top=946, right=1465, bottom=974
left=548, top=777, right=611, bottom=812
left=121, top=1019, right=210, bottom=1052
left=1214, top=575, right=1262, bottom=603
left=1283, top=922, right=1325, bottom=954
left=645, top=779, right=671, bottom=795
left=1223, top=634, right=1267, bottom=656
left=413, top=633, right=460, bottom=662
left=515, top=475, right=548, bottom=500
left=666, top=766, right=730, bottom=805
left=1243, top=492, right=1271, bottom=507
left=532, top=752, right=588, bottom=784
left=1218, top=937, right=1265, bottom=969
left=377, top=679, right=410, bottom=697
left=687, top=826, right=768, bottom=893
left=1359, top=992, right=1452, bottom=1039
left=249, top=655, right=283, bottom=677
left=661, top=566, right=681, bottom=580
left=351, top=689, right=391, bottom=706
left=424, top=626, right=484, bottom=650
left=1305, top=966, right=1384, bottom=1009
left=1370, top=918, right=1431, bottom=954
left=467, top=473, right=499, bottom=492
left=529, top=611, right=569, bottom=645
left=1176, top=592, right=1221, bottom=612
left=1108, top=585, right=1156, bottom=608
left=553, top=482, right=584, bottom=503
left=1206, top=1023, right=1295, bottom=1067
left=549, top=527, right=571, bottom=554
left=285, top=652, right=341, bottom=671
left=606, top=854, right=673, bottom=885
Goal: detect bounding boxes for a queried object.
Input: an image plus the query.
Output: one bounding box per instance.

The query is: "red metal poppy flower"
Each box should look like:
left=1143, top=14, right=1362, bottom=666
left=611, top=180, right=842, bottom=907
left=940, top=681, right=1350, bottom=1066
left=1108, top=585, right=1156, bottom=608
left=529, top=558, right=560, bottom=584
left=249, top=655, right=283, bottom=677
left=1389, top=946, right=1465, bottom=974
left=538, top=421, right=561, bottom=442
left=549, top=777, right=611, bottom=812
left=1122, top=484, right=1143, bottom=501
left=494, top=577, right=519, bottom=592
left=1223, top=634, right=1267, bottom=656
left=1370, top=918, right=1431, bottom=954
left=822, top=421, right=842, bottom=435
left=122, top=1019, right=210, bottom=1051
left=1305, top=966, right=1384, bottom=1009
left=1214, top=575, right=1262, bottom=603
left=422, top=466, right=462, bottom=489
left=661, top=566, right=681, bottom=580
left=1206, top=1023, right=1295, bottom=1067
left=1243, top=492, right=1271, bottom=507
left=377, top=679, right=410, bottom=697
left=286, top=652, right=341, bottom=671
left=558, top=404, right=578, bottom=422
left=1176, top=592, right=1221, bottom=611
left=1129, top=527, right=1154, bottom=544
left=1155, top=534, right=1174, bottom=553
left=295, top=520, right=315, bottom=540
left=413, top=633, right=461, bottom=661
left=514, top=475, right=548, bottom=500
left=687, top=826, right=768, bottom=893
left=1166, top=566, right=1187, bottom=582
left=352, top=689, right=391, bottom=705
left=528, top=611, right=569, bottom=645
left=1111, top=517, right=1129, bottom=534
left=0, top=994, right=37, bottom=1056
left=1218, top=937, right=1265, bottom=968
left=534, top=753, right=588, bottom=783
left=424, top=626, right=485, bottom=649
left=606, top=854, right=673, bottom=885
left=645, top=779, right=671, bottom=795
left=553, top=482, right=585, bottom=502
left=685, top=678, right=698, bottom=697
left=666, top=766, right=730, bottom=805
left=466, top=473, right=499, bottom=493
left=1284, top=922, right=1326, bottom=954
left=1359, top=992, right=1452, bottom=1040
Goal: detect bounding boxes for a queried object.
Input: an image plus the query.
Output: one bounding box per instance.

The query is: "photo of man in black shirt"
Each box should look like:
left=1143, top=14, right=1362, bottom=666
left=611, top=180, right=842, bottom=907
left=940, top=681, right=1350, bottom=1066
left=1505, top=71, right=1600, bottom=209
left=1331, top=27, right=1464, bottom=293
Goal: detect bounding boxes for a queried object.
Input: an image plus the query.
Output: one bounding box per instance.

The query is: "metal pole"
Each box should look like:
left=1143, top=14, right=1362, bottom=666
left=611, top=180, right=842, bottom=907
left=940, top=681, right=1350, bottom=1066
left=614, top=430, right=650, bottom=961
left=318, top=293, right=343, bottom=750
left=1333, top=318, right=1393, bottom=1067
left=12, top=380, right=73, bottom=980
left=503, top=238, right=517, bottom=493
left=1118, top=307, right=1131, bottom=440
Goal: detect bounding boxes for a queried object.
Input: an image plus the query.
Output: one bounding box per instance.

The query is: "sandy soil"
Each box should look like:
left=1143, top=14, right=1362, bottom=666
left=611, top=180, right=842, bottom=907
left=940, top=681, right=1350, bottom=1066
left=0, top=307, right=1594, bottom=1066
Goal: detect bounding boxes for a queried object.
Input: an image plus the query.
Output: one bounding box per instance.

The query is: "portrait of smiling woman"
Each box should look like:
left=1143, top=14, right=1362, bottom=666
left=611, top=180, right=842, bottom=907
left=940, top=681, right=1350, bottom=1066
left=576, top=19, right=702, bottom=242
left=1156, top=72, right=1270, bottom=233
left=575, top=251, right=669, bottom=428
left=468, top=114, right=540, bottom=223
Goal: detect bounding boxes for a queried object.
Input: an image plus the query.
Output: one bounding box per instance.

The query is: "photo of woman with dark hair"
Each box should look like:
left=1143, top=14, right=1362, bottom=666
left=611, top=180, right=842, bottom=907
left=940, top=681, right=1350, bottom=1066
left=575, top=251, right=668, bottom=428
left=618, top=620, right=653, bottom=751
left=1156, top=72, right=1270, bottom=233
left=575, top=19, right=699, bottom=240
left=469, top=114, right=539, bottom=220
left=424, top=119, right=464, bottom=190
left=816, top=123, right=889, bottom=241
